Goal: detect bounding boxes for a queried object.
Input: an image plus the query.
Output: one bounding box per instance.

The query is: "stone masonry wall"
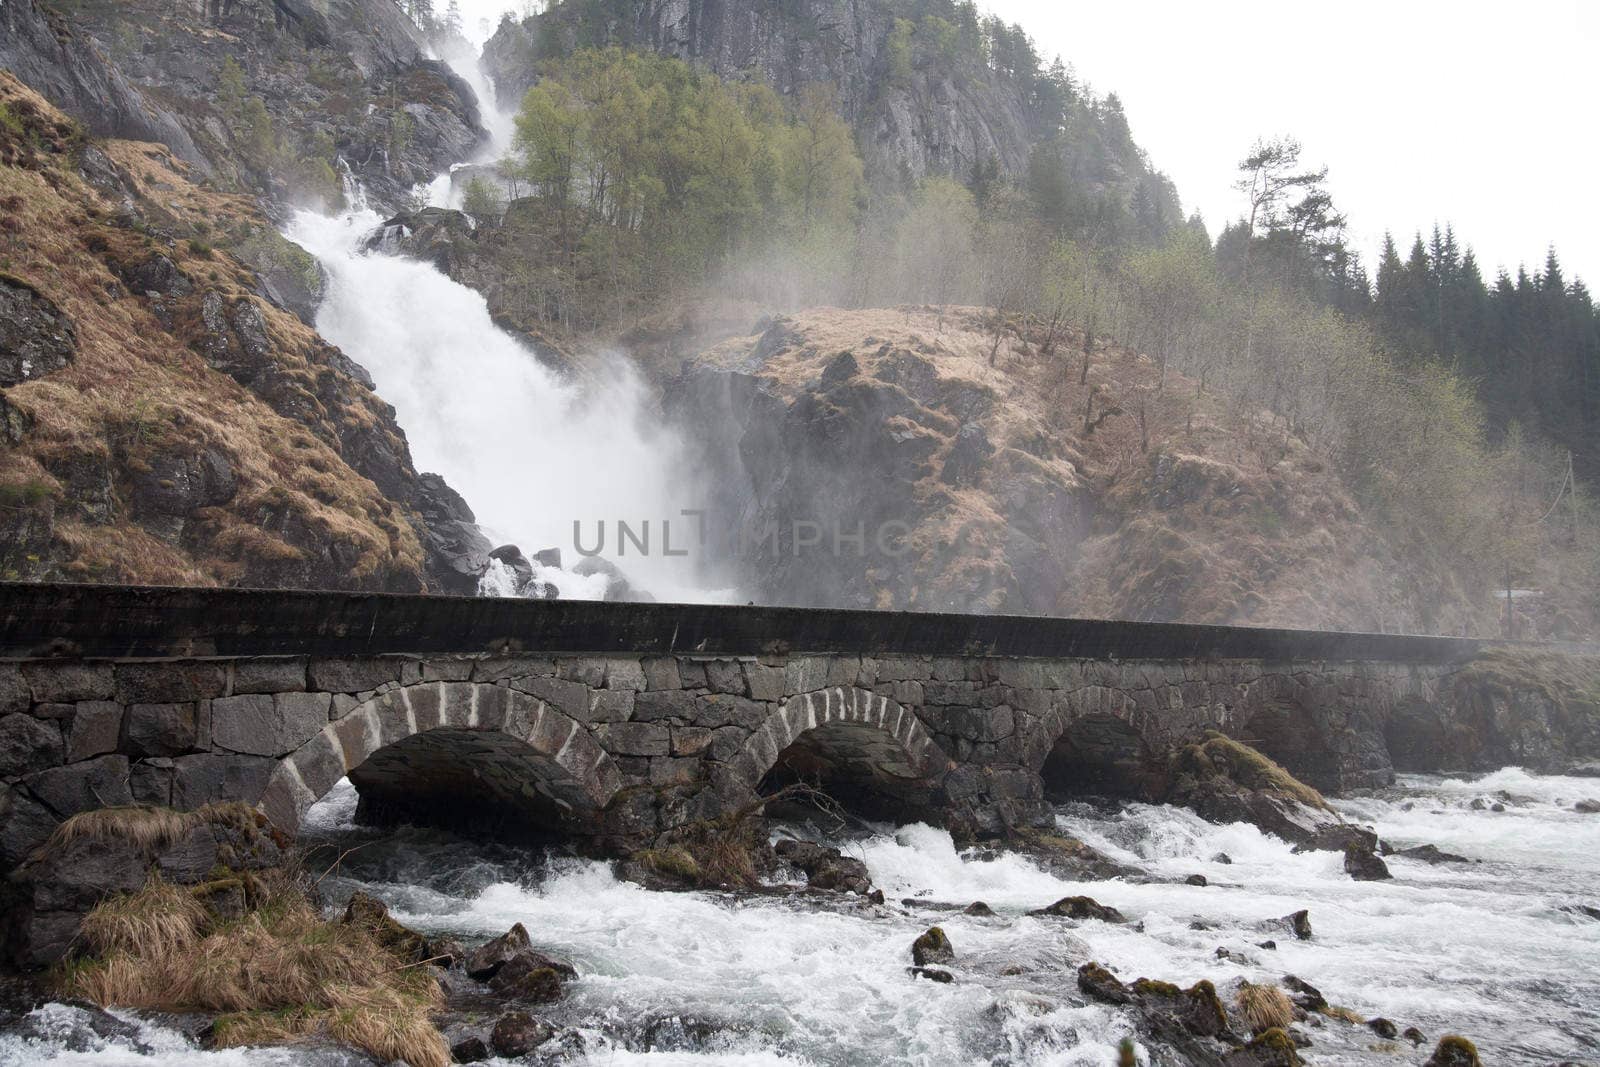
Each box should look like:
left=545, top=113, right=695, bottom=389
left=3, top=650, right=1466, bottom=869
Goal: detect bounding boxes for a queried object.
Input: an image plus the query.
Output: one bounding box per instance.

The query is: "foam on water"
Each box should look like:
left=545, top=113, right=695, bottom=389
left=10, top=772, right=1600, bottom=1064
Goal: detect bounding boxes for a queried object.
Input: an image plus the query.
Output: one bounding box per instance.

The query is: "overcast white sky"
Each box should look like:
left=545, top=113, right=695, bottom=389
left=455, top=0, right=1599, bottom=285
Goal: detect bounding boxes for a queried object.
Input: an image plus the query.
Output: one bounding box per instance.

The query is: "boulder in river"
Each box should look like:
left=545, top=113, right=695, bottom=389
left=908, top=966, right=953, bottom=983
left=490, top=1011, right=553, bottom=1058
left=774, top=839, right=872, bottom=894
left=1259, top=910, right=1313, bottom=941
left=465, top=923, right=532, bottom=980
left=1223, top=1027, right=1301, bottom=1066
left=1343, top=844, right=1393, bottom=881
left=1390, top=844, right=1470, bottom=864
left=1425, top=1036, right=1481, bottom=1067
left=910, top=926, right=954, bottom=966
left=1031, top=895, right=1127, bottom=923
left=488, top=949, right=576, bottom=1003
left=1366, top=1017, right=1399, bottom=1038
left=1077, top=962, right=1130, bottom=1004
left=1575, top=799, right=1600, bottom=813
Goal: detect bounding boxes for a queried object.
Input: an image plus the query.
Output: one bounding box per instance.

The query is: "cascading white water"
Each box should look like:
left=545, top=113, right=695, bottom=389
left=14, top=770, right=1594, bottom=1064
left=288, top=204, right=723, bottom=603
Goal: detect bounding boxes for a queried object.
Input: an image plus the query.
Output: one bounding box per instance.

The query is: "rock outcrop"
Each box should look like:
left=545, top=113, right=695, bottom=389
left=0, top=74, right=485, bottom=591
left=24, top=0, right=483, bottom=214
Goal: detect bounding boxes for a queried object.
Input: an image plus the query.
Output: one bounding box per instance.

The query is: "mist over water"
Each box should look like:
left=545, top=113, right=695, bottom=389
left=285, top=200, right=723, bottom=605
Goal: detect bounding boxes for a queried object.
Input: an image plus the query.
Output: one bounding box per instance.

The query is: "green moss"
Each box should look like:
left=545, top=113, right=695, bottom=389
left=1131, top=978, right=1181, bottom=997
left=1175, top=731, right=1328, bottom=809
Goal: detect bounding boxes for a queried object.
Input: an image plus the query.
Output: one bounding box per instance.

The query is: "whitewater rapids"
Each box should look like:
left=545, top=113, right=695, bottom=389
left=9, top=769, right=1596, bottom=1065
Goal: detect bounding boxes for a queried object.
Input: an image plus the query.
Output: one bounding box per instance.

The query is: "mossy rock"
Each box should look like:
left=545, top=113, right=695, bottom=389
left=1030, top=895, right=1127, bottom=923
left=1425, top=1036, right=1481, bottom=1067
left=1227, top=1027, right=1300, bottom=1066
left=910, top=926, right=953, bottom=967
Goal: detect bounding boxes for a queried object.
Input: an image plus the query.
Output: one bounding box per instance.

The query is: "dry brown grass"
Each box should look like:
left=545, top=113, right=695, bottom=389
left=0, top=72, right=426, bottom=590
left=1234, top=982, right=1295, bottom=1034
left=59, top=875, right=448, bottom=1067
left=42, top=801, right=263, bottom=856
left=1321, top=1004, right=1366, bottom=1025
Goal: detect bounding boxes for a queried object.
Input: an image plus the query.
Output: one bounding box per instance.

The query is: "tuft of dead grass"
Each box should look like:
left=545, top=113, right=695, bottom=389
left=59, top=874, right=448, bottom=1067
left=41, top=801, right=263, bottom=857
left=1234, top=981, right=1295, bottom=1034
left=1321, top=1004, right=1366, bottom=1025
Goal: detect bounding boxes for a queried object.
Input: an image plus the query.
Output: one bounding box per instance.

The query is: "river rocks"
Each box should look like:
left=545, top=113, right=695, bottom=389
left=1260, top=910, right=1313, bottom=941
left=489, top=1011, right=553, bottom=1058
left=1366, top=1017, right=1398, bottom=1038
left=450, top=1035, right=490, bottom=1063
left=0, top=276, right=75, bottom=387
left=1186, top=874, right=1209, bottom=886
left=1166, top=733, right=1362, bottom=850
left=1077, top=962, right=1131, bottom=1004
left=774, top=839, right=872, bottom=894
left=1224, top=1028, right=1301, bottom=1067
left=1575, top=799, right=1600, bottom=813
left=1402, top=1026, right=1426, bottom=1045
left=1030, top=895, right=1127, bottom=923
left=1390, top=843, right=1470, bottom=864
left=340, top=891, right=429, bottom=963
left=1343, top=844, right=1392, bottom=881
left=1425, top=1036, right=1481, bottom=1067
left=488, top=952, right=572, bottom=1003
left=1281, top=976, right=1326, bottom=1013
left=963, top=901, right=995, bottom=916
left=1003, top=828, right=1142, bottom=881
left=910, top=926, right=954, bottom=967
left=465, top=922, right=532, bottom=980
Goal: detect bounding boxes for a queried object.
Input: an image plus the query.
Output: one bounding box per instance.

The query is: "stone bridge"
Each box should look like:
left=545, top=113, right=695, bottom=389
left=1, top=582, right=1536, bottom=864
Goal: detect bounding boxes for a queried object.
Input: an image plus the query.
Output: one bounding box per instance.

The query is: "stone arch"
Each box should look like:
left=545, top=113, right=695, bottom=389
left=731, top=687, right=951, bottom=820
left=1024, top=698, right=1168, bottom=800
left=257, top=681, right=623, bottom=838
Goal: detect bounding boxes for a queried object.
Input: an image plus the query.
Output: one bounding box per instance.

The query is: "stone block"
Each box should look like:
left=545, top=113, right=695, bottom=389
left=232, top=658, right=307, bottom=695
left=1, top=785, right=58, bottom=869
left=66, top=701, right=122, bottom=762
left=705, top=660, right=748, bottom=695
left=211, top=692, right=328, bottom=757
left=331, top=693, right=360, bottom=720
left=649, top=757, right=701, bottom=787
left=22, top=662, right=113, bottom=703
left=605, top=659, right=646, bottom=692
left=129, top=757, right=174, bottom=806
left=744, top=664, right=785, bottom=702
left=595, top=721, right=670, bottom=757
left=0, top=665, right=27, bottom=716
left=423, top=658, right=476, bottom=682
left=642, top=657, right=681, bottom=691
left=407, top=684, right=442, bottom=732
left=825, top=657, right=860, bottom=688
left=586, top=690, right=635, bottom=724
left=0, top=712, right=63, bottom=777
left=290, top=731, right=345, bottom=799
left=30, top=703, right=75, bottom=720
left=516, top=677, right=588, bottom=719
left=708, top=726, right=746, bottom=763
left=156, top=826, right=220, bottom=883
left=694, top=694, right=770, bottom=730
left=473, top=656, right=555, bottom=683
left=892, top=680, right=924, bottom=707
left=670, top=726, right=713, bottom=757
left=124, top=703, right=198, bottom=757
left=308, top=658, right=403, bottom=693
left=24, top=755, right=131, bottom=817
left=633, top=690, right=696, bottom=723
left=560, top=658, right=607, bottom=687
left=171, top=753, right=278, bottom=810
left=677, top=659, right=708, bottom=689
left=114, top=662, right=226, bottom=704
left=784, top=656, right=829, bottom=695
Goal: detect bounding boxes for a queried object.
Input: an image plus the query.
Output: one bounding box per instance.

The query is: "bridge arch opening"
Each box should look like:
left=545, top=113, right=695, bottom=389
left=259, top=683, right=623, bottom=842
left=1039, top=713, right=1163, bottom=800
left=1237, top=703, right=1339, bottom=794
left=735, top=688, right=950, bottom=823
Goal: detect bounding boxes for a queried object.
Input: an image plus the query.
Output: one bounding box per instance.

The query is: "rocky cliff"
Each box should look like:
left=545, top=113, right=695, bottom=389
left=664, top=306, right=1490, bottom=632
left=8, top=0, right=483, bottom=214
left=483, top=0, right=1170, bottom=205
left=0, top=74, right=488, bottom=592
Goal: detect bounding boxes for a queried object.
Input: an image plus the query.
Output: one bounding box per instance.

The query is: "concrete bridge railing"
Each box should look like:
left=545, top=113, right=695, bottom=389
left=0, top=582, right=1505, bottom=867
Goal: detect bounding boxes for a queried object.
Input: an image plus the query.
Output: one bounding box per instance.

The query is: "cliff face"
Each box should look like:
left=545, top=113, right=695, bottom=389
left=0, top=74, right=488, bottom=592
left=665, top=306, right=1491, bottom=632
left=486, top=0, right=1084, bottom=187
left=13, top=0, right=483, bottom=214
